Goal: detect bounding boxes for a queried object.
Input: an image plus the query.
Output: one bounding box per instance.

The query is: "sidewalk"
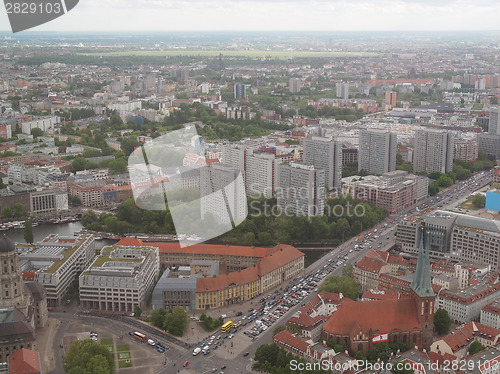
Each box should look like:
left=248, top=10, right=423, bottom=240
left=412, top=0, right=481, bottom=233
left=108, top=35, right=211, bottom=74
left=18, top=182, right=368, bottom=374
left=35, top=318, right=59, bottom=374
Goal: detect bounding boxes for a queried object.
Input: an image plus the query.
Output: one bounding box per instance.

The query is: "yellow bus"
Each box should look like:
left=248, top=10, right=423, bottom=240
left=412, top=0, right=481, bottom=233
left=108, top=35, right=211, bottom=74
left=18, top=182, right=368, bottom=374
left=221, top=321, right=233, bottom=333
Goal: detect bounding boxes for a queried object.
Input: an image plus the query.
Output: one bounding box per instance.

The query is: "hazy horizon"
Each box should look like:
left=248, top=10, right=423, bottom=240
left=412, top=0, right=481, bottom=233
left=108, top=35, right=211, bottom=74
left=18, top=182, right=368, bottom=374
left=1, top=0, right=500, bottom=34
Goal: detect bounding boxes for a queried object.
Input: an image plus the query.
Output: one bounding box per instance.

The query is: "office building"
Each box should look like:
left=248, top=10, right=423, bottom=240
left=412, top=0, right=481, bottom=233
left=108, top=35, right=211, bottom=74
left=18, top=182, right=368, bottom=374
left=488, top=107, right=500, bottom=135
left=396, top=210, right=500, bottom=269
left=289, top=78, right=301, bottom=93
left=303, top=136, right=342, bottom=191
left=413, top=129, right=454, bottom=174
left=358, top=129, right=397, bottom=175
left=233, top=84, right=246, bottom=99
left=19, top=234, right=95, bottom=306
left=278, top=163, right=325, bottom=217
left=79, top=245, right=160, bottom=313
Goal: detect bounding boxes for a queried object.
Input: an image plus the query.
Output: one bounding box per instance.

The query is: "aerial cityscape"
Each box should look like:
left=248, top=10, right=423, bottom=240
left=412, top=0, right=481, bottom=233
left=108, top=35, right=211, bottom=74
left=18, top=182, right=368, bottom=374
left=1, top=5, right=500, bottom=374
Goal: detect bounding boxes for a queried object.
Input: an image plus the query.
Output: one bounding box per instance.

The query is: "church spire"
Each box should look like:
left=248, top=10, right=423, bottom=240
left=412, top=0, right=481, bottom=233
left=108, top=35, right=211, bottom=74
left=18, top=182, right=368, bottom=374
left=411, top=222, right=435, bottom=298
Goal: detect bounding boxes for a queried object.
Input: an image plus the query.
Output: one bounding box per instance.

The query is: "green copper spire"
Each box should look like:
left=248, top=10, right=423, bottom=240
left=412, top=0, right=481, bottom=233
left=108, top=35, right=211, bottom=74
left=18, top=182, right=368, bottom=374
left=411, top=222, right=435, bottom=298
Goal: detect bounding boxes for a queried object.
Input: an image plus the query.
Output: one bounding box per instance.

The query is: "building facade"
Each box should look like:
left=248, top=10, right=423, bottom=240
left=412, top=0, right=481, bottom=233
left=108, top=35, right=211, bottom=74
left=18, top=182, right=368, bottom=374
left=303, top=135, right=342, bottom=191
left=413, top=129, right=454, bottom=174
left=278, top=163, right=325, bottom=217
left=79, top=245, right=160, bottom=312
left=358, top=129, right=397, bottom=175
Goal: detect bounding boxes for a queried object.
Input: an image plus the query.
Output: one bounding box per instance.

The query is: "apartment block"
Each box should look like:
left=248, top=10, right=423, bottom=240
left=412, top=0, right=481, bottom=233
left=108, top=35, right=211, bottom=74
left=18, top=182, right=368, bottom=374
left=278, top=163, right=325, bottom=217
left=358, top=129, right=397, bottom=175
left=413, top=129, right=454, bottom=174
left=454, top=138, right=478, bottom=162
left=478, top=133, right=500, bottom=159
left=303, top=135, right=342, bottom=191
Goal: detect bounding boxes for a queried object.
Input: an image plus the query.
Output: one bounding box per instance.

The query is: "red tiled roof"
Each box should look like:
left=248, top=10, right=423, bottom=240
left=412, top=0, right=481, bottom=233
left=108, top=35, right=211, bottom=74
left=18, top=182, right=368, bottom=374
left=196, top=244, right=304, bottom=292
left=115, top=237, right=146, bottom=247
left=356, top=256, right=386, bottom=273
left=438, top=322, right=500, bottom=353
left=362, top=290, right=400, bottom=301
left=8, top=348, right=41, bottom=374
left=323, top=298, right=421, bottom=336
left=22, top=271, right=35, bottom=281
left=273, top=330, right=309, bottom=354
left=154, top=242, right=270, bottom=258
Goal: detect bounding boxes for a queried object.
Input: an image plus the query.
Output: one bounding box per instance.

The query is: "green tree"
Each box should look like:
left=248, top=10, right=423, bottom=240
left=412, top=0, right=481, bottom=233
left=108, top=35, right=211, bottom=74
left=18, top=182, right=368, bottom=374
left=469, top=340, right=487, bottom=355
left=318, top=275, right=360, bottom=300
left=2, top=207, right=12, bottom=219
left=434, top=308, right=452, bottom=335
left=164, top=306, right=188, bottom=336
left=63, top=339, right=114, bottom=374
left=428, top=183, right=440, bottom=196
left=273, top=325, right=287, bottom=336
left=12, top=203, right=26, bottom=218
left=134, top=305, right=142, bottom=317
left=30, top=128, right=44, bottom=138
left=81, top=210, right=99, bottom=227
left=471, top=194, right=486, bottom=209
left=436, top=175, right=453, bottom=188
left=342, top=263, right=354, bottom=278
left=24, top=218, right=34, bottom=243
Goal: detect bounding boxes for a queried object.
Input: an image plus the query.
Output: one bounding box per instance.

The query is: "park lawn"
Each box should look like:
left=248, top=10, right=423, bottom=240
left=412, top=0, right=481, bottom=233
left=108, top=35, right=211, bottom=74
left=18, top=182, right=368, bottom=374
left=104, top=345, right=113, bottom=353
left=116, top=344, right=130, bottom=352
left=459, top=197, right=480, bottom=211
left=118, top=360, right=133, bottom=368
left=101, top=338, right=113, bottom=345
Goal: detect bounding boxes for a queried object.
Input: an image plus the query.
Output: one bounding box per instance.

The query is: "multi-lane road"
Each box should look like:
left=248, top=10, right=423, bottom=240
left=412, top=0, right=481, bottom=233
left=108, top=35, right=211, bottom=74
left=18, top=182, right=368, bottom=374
left=50, top=170, right=495, bottom=374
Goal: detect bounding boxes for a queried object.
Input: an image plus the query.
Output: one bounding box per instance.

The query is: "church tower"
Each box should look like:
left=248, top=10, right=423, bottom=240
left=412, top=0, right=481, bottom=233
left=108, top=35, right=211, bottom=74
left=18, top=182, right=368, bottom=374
left=0, top=235, right=26, bottom=311
left=410, top=222, right=435, bottom=350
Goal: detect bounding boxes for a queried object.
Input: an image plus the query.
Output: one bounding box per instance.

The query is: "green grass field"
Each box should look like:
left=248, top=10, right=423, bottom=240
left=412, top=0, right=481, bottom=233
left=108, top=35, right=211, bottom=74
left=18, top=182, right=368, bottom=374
left=118, top=360, right=133, bottom=368
left=81, top=49, right=376, bottom=59
left=118, top=352, right=130, bottom=359
left=100, top=338, right=113, bottom=345
left=116, top=344, right=130, bottom=352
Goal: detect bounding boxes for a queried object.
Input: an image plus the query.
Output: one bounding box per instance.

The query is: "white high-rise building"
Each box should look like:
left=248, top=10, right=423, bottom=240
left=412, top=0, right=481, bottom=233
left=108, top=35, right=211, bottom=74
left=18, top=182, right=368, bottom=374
left=303, top=135, right=342, bottom=191
left=278, top=163, right=325, bottom=217
left=488, top=107, right=500, bottom=135
left=200, top=163, right=246, bottom=225
left=223, top=144, right=281, bottom=198
left=358, top=129, right=397, bottom=175
left=413, top=129, right=454, bottom=174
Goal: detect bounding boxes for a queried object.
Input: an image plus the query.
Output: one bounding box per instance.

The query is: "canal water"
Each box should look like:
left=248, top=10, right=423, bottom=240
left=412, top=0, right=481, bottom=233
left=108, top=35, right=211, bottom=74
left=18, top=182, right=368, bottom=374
left=5, top=222, right=330, bottom=264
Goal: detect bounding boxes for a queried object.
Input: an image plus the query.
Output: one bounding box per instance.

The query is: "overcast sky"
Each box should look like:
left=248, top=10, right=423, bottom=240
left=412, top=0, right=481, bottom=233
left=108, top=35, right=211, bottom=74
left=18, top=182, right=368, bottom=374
left=1, top=0, right=500, bottom=32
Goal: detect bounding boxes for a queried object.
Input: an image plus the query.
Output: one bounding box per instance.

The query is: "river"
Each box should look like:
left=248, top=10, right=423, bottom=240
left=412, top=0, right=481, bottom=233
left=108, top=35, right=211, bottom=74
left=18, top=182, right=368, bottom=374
left=5, top=222, right=329, bottom=265
left=5, top=222, right=116, bottom=249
